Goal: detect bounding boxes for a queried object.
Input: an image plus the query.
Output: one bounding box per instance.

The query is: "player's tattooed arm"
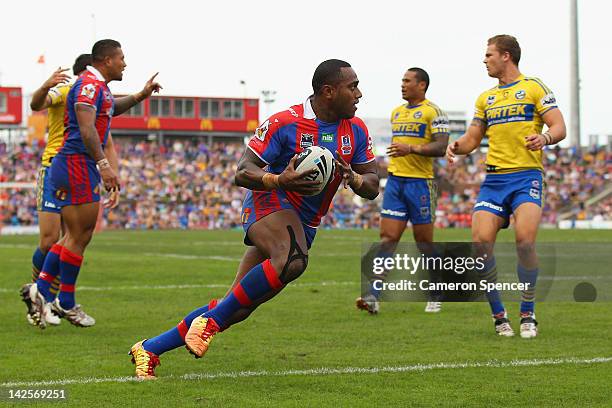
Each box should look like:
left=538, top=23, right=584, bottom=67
left=407, top=133, right=450, bottom=157
left=446, top=119, right=486, bottom=164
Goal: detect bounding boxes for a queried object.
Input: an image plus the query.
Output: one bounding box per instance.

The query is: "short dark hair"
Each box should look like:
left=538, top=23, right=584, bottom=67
left=72, top=54, right=92, bottom=75
left=408, top=67, right=430, bottom=92
left=92, top=39, right=121, bottom=62
left=488, top=34, right=521, bottom=65
left=312, top=59, right=352, bottom=94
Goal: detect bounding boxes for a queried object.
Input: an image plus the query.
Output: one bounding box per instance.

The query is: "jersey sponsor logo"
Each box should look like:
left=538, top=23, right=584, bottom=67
left=288, top=107, right=298, bottom=117
left=541, top=93, right=557, bottom=108
left=432, top=116, right=450, bottom=132
left=486, top=95, right=496, bottom=105
left=485, top=104, right=535, bottom=126
left=515, top=90, right=526, bottom=100
left=43, top=201, right=57, bottom=209
left=321, top=133, right=334, bottom=142
left=300, top=133, right=314, bottom=149
left=474, top=200, right=503, bottom=212
left=381, top=208, right=407, bottom=217
left=391, top=122, right=426, bottom=138
left=254, top=120, right=270, bottom=141
left=413, top=111, right=423, bottom=119
left=531, top=180, right=540, bottom=188
left=81, top=83, right=96, bottom=100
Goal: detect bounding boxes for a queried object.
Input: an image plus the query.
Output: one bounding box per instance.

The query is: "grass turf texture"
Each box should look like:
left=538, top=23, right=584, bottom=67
left=0, top=229, right=610, bottom=407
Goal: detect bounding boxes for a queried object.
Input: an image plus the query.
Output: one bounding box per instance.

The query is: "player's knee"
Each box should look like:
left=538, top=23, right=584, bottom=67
left=278, top=254, right=308, bottom=284
left=380, top=230, right=400, bottom=244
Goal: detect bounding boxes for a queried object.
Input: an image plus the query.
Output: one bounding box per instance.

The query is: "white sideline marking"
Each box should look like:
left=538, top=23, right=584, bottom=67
left=0, top=281, right=357, bottom=293
left=1, top=357, right=610, bottom=387
left=142, top=252, right=241, bottom=262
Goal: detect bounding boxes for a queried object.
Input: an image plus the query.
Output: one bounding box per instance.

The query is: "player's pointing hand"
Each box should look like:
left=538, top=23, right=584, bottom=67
left=136, top=72, right=163, bottom=101
left=43, top=67, right=70, bottom=90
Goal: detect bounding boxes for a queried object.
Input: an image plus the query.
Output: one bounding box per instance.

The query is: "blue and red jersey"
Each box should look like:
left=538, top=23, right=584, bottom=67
left=247, top=97, right=375, bottom=228
left=60, top=66, right=114, bottom=157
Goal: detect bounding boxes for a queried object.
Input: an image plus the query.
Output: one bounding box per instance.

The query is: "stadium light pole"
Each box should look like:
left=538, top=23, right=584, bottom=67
left=261, top=89, right=277, bottom=120
left=570, top=0, right=581, bottom=148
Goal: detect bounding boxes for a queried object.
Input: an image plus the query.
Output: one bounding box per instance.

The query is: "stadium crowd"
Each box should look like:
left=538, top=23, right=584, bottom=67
left=1, top=139, right=610, bottom=229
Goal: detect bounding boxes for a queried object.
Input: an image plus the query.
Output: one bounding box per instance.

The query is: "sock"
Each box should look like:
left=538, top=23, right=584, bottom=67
left=480, top=257, right=505, bottom=316
left=518, top=264, right=538, bottom=315
left=31, top=247, right=46, bottom=281
left=57, top=247, right=83, bottom=310
left=36, top=244, right=63, bottom=302
left=143, top=299, right=218, bottom=356
left=204, top=259, right=283, bottom=329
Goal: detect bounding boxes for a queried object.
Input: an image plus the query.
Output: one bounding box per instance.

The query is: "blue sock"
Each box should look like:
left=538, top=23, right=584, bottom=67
left=57, top=247, right=83, bottom=310
left=205, top=259, right=283, bottom=329
left=518, top=264, right=538, bottom=314
left=143, top=299, right=218, bottom=356
left=36, top=244, right=62, bottom=302
left=480, top=257, right=505, bottom=316
left=32, top=247, right=46, bottom=280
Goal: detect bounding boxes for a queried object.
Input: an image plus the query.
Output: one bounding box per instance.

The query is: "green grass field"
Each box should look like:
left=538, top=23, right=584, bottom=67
left=1, top=229, right=611, bottom=407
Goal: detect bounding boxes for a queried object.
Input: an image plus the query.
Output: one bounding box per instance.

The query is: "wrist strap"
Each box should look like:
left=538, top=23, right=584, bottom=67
left=97, top=158, right=111, bottom=170
left=350, top=172, right=364, bottom=190
left=262, top=173, right=280, bottom=190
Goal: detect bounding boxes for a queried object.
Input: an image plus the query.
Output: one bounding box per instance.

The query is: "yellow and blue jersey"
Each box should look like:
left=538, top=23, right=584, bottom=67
left=474, top=74, right=558, bottom=173
left=388, top=99, right=449, bottom=179
left=42, top=83, right=71, bottom=167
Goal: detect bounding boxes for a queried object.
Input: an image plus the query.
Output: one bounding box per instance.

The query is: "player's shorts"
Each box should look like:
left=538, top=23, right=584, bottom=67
left=49, top=153, right=101, bottom=208
left=474, top=169, right=544, bottom=228
left=381, top=174, right=437, bottom=225
left=241, top=189, right=317, bottom=249
left=35, top=165, right=61, bottom=214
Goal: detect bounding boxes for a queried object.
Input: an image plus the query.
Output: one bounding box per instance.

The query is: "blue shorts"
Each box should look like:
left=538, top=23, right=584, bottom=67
left=474, top=169, right=544, bottom=227
left=241, top=190, right=317, bottom=249
left=50, top=153, right=101, bottom=208
left=381, top=175, right=437, bottom=225
left=36, top=166, right=61, bottom=214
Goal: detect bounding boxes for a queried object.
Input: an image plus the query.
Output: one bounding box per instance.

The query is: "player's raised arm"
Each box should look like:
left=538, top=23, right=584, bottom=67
left=113, top=72, right=162, bottom=116
left=235, top=149, right=321, bottom=195
left=30, top=67, right=70, bottom=111
left=445, top=119, right=486, bottom=165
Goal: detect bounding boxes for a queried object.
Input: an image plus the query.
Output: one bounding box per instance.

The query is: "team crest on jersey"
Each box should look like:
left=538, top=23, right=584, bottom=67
left=255, top=120, right=270, bottom=141
left=241, top=208, right=251, bottom=224
left=486, top=95, right=496, bottom=105
left=81, top=84, right=96, bottom=100
left=420, top=207, right=430, bottom=217
left=532, top=180, right=540, bottom=188
left=413, top=111, right=423, bottom=119
left=341, top=134, right=352, bottom=155
left=300, top=133, right=314, bottom=149
left=55, top=189, right=67, bottom=201
left=529, top=188, right=540, bottom=200
left=515, top=90, right=526, bottom=100
left=103, top=90, right=112, bottom=102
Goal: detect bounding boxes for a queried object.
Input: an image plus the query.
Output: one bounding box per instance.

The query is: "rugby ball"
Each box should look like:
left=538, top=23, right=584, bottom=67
left=294, top=146, right=336, bottom=196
